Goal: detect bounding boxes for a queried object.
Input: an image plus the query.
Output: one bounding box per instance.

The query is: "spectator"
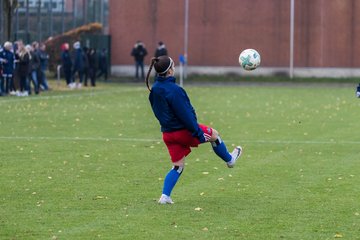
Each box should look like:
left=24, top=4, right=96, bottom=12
left=0, top=41, right=15, bottom=96
left=86, top=48, right=97, bottom=87
left=154, top=41, right=168, bottom=57
left=26, top=44, right=40, bottom=95
left=13, top=40, right=22, bottom=95
left=97, top=48, right=108, bottom=81
left=0, top=44, right=4, bottom=95
left=17, top=41, right=31, bottom=96
left=38, top=43, right=50, bottom=91
left=82, top=46, right=90, bottom=86
left=61, top=43, right=73, bottom=88
left=72, top=41, right=86, bottom=88
left=131, top=41, right=147, bottom=80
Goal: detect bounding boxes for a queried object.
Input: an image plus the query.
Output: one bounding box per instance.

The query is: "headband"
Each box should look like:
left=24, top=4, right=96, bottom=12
left=158, top=57, right=174, bottom=74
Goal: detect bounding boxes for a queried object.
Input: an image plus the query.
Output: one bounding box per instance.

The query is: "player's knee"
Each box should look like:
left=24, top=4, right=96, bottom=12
left=173, top=157, right=185, bottom=167
left=210, top=128, right=219, bottom=142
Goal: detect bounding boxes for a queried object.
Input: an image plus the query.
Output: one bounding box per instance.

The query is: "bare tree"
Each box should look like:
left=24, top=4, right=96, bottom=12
left=3, top=0, right=18, bottom=41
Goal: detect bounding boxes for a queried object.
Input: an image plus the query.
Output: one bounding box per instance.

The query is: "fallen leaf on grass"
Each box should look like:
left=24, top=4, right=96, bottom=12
left=334, top=233, right=343, bottom=238
left=93, top=196, right=107, bottom=200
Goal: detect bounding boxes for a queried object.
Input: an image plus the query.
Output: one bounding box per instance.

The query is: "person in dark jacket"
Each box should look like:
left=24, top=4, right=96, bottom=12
left=0, top=41, right=15, bottom=95
left=61, top=43, right=73, bottom=88
left=72, top=41, right=85, bottom=88
left=82, top=46, right=90, bottom=86
left=97, top=48, right=108, bottom=81
left=17, top=41, right=31, bottom=96
left=145, top=56, right=242, bottom=204
left=86, top=48, right=97, bottom=87
left=131, top=41, right=147, bottom=80
left=27, top=43, right=40, bottom=95
left=154, top=41, right=168, bottom=58
left=38, top=43, right=49, bottom=91
left=0, top=46, right=3, bottom=94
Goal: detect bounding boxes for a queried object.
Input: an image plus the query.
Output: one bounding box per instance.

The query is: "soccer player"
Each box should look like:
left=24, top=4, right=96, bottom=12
left=145, top=56, right=242, bottom=204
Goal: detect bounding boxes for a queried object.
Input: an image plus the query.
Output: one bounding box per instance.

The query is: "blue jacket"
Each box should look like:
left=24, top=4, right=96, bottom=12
left=61, top=50, right=72, bottom=70
left=0, top=49, right=15, bottom=75
left=149, top=76, right=205, bottom=142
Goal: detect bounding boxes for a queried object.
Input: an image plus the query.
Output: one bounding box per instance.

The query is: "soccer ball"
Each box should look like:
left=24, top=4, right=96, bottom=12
left=239, top=49, right=261, bottom=71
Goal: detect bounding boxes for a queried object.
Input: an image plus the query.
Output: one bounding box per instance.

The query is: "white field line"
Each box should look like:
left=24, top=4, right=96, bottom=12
left=0, top=136, right=359, bottom=145
left=0, top=88, right=143, bottom=104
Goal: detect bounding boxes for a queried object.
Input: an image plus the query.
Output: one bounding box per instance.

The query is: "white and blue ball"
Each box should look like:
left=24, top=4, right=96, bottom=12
left=239, top=49, right=261, bottom=71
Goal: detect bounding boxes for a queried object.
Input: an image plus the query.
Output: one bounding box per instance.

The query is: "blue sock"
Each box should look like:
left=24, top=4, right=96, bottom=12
left=211, top=136, right=232, bottom=162
left=162, top=166, right=183, bottom=196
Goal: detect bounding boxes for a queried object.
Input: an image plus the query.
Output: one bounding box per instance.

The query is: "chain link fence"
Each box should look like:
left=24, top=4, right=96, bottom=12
left=0, top=0, right=109, bottom=44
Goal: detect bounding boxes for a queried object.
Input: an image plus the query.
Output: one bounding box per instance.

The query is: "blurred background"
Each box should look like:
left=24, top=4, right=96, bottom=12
left=1, top=0, right=360, bottom=78
left=0, top=0, right=109, bottom=42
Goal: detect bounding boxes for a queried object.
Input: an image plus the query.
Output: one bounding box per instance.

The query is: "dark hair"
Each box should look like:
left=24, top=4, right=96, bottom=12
left=145, top=56, right=173, bottom=92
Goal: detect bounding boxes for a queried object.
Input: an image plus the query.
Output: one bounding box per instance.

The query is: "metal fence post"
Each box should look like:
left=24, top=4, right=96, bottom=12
left=61, top=0, right=65, bottom=33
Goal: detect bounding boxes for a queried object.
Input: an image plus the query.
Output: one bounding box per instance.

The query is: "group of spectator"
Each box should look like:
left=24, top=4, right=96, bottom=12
left=131, top=41, right=168, bottom=80
left=0, top=40, right=49, bottom=97
left=61, top=41, right=109, bottom=89
left=1, top=38, right=161, bottom=96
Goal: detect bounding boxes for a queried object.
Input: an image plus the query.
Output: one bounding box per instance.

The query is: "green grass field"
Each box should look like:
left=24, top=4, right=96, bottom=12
left=1, top=80, right=360, bottom=239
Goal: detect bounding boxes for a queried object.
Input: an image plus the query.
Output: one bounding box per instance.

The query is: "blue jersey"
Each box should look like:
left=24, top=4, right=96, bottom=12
left=149, top=76, right=205, bottom=142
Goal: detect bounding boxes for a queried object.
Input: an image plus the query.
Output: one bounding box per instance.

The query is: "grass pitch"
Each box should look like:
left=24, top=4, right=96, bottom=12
left=0, top=80, right=360, bottom=239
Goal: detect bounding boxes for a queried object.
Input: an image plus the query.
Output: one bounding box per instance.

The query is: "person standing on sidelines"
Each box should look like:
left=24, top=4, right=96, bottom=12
left=0, top=45, right=3, bottom=95
left=87, top=48, right=97, bottom=87
left=61, top=43, right=73, bottom=88
left=26, top=44, right=40, bottom=95
left=131, top=41, right=147, bottom=80
left=145, top=56, right=242, bottom=204
left=97, top=48, right=108, bottom=82
left=17, top=41, right=31, bottom=96
left=154, top=41, right=168, bottom=58
left=0, top=41, right=15, bottom=95
left=0, top=44, right=4, bottom=95
left=72, top=41, right=85, bottom=88
left=38, top=43, right=50, bottom=91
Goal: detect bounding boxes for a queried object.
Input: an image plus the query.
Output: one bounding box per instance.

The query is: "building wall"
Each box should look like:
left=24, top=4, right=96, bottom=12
left=109, top=0, right=360, bottom=68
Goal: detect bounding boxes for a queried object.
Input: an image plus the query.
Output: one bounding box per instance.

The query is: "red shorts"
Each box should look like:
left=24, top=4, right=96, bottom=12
left=162, top=124, right=213, bottom=162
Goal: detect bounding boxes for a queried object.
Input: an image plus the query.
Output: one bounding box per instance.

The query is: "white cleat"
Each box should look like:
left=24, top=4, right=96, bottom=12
left=158, top=194, right=174, bottom=204
left=227, top=146, right=242, bottom=168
